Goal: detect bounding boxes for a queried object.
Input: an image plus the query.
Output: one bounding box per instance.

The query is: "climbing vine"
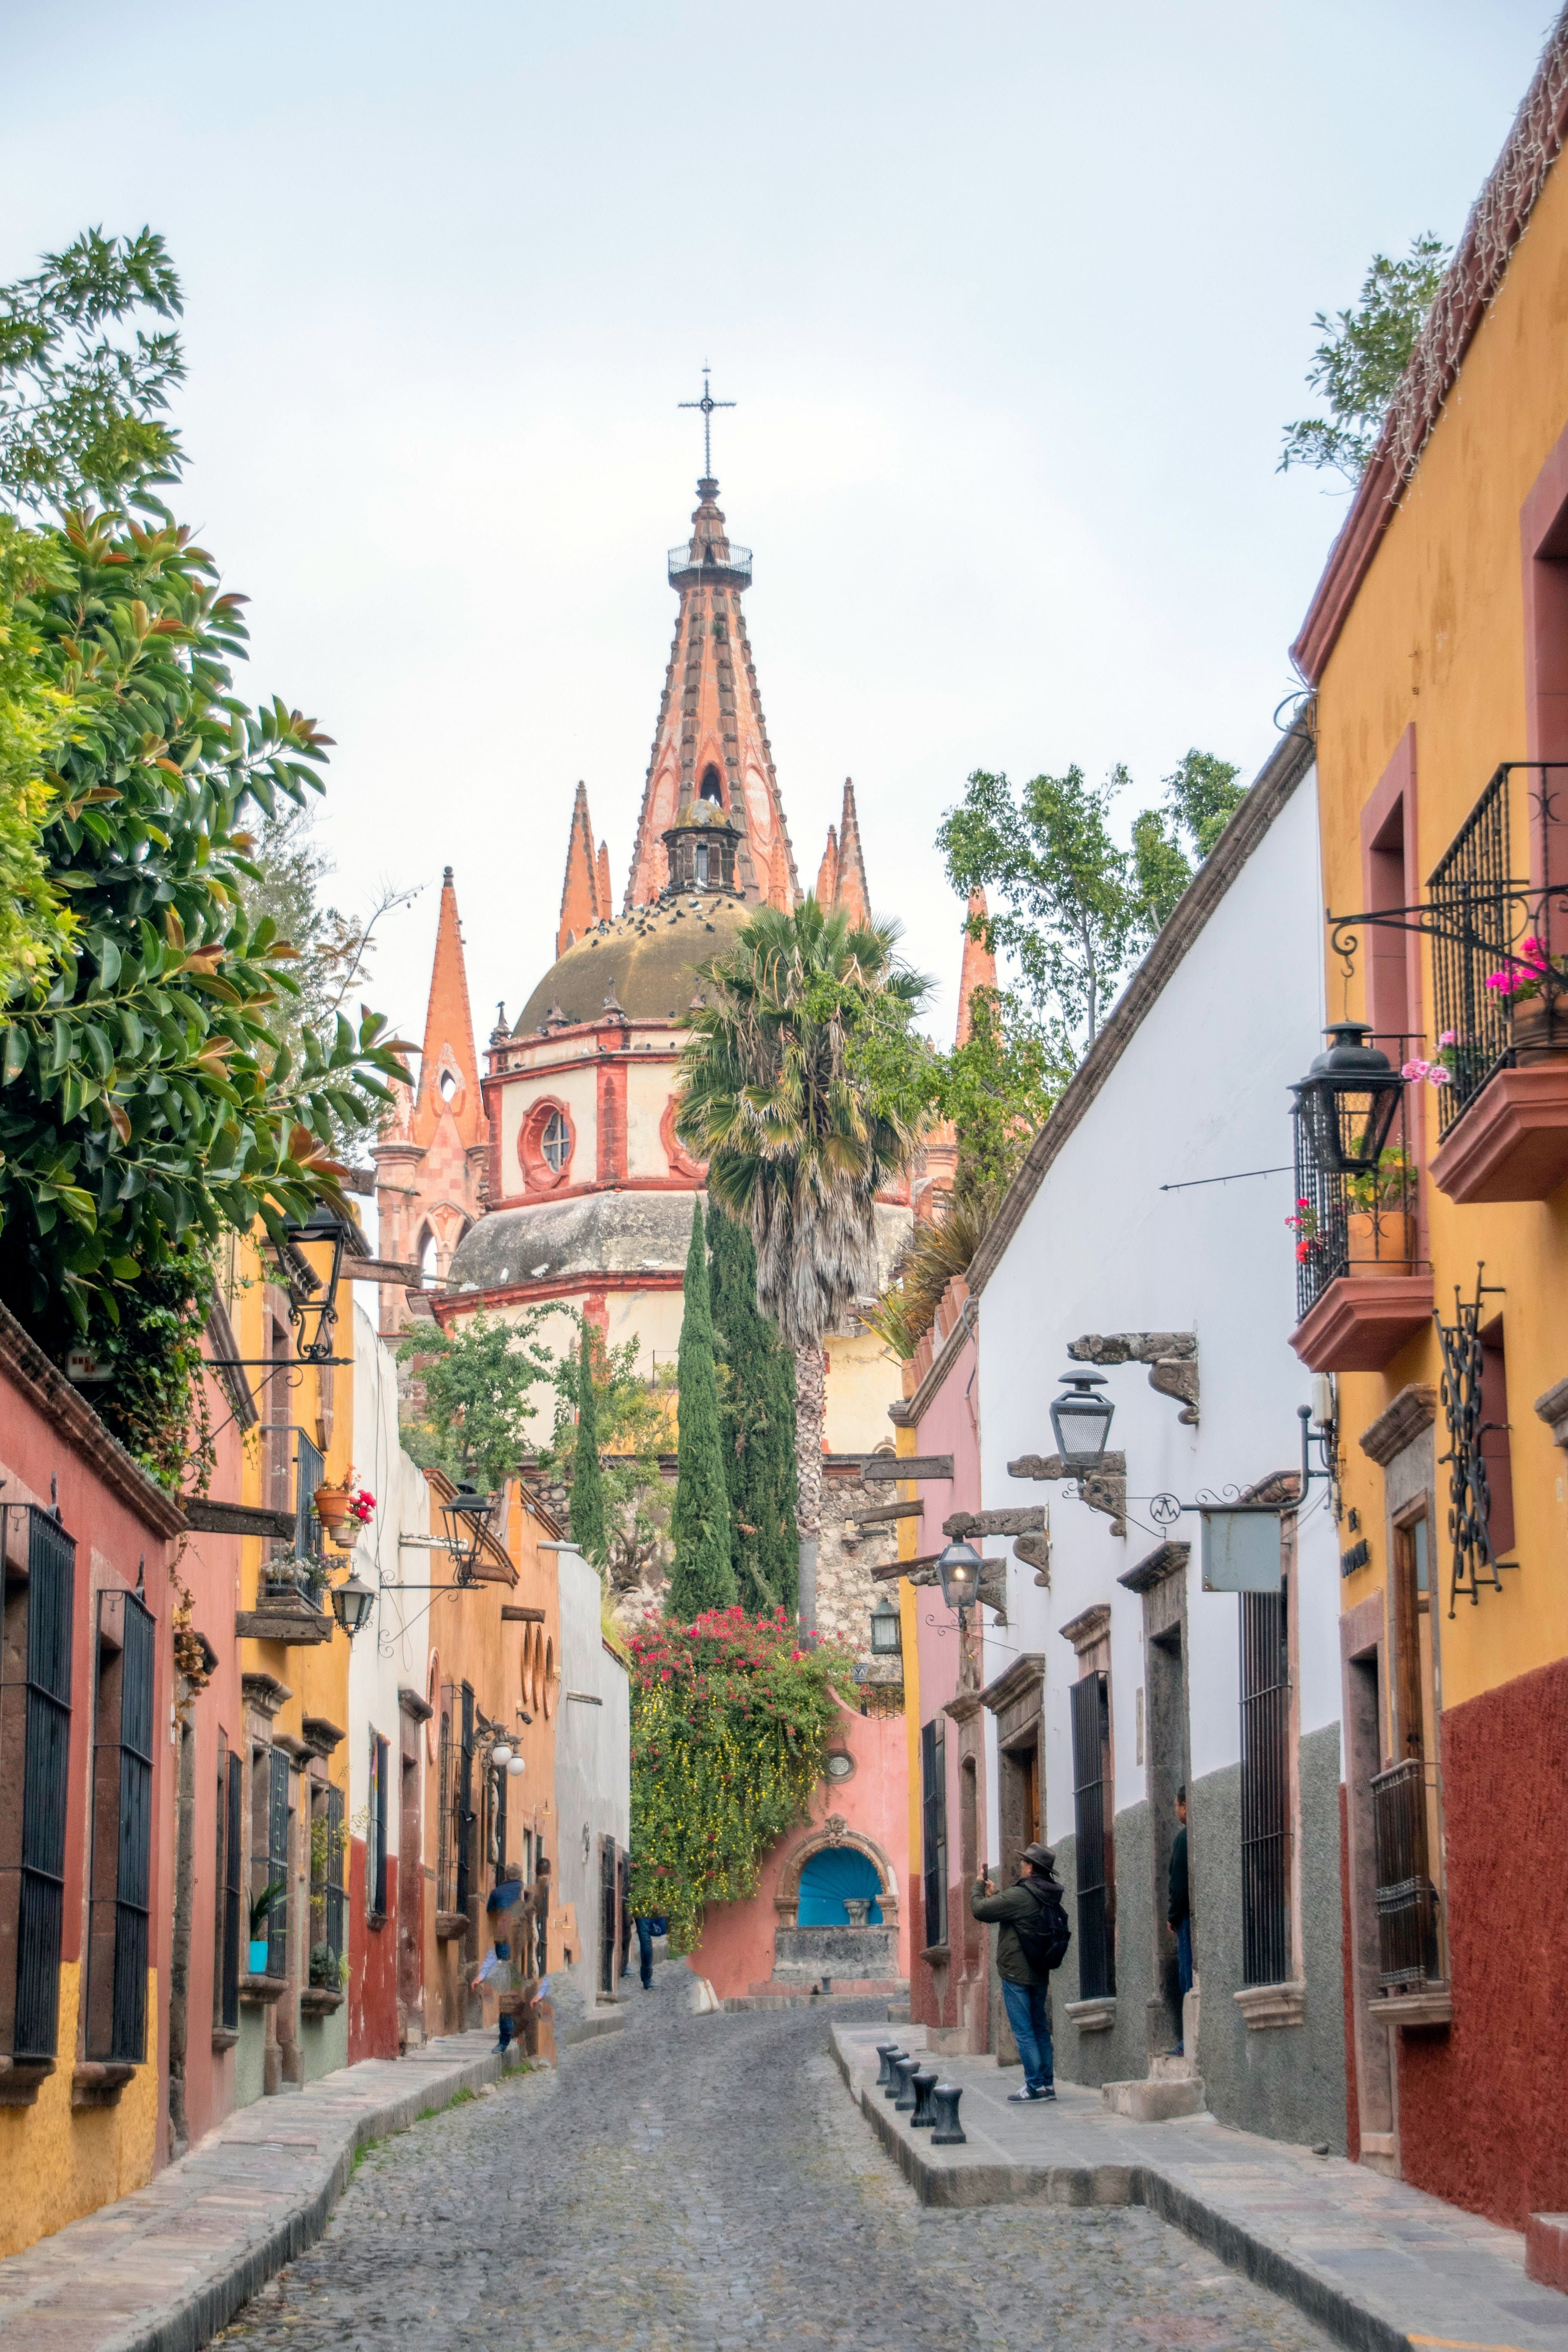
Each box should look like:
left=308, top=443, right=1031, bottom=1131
left=628, top=1606, right=855, bottom=1955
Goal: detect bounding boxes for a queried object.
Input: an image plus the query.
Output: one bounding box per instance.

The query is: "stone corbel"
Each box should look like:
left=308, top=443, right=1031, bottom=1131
left=1013, top=1531, right=1051, bottom=1586
left=1007, top=1452, right=1127, bottom=1538
left=1535, top=1373, right=1568, bottom=1450
left=1069, top=1331, right=1198, bottom=1426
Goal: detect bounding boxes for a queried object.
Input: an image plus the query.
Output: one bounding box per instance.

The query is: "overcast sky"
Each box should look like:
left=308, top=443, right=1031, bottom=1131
left=3, top=2, right=1558, bottom=1055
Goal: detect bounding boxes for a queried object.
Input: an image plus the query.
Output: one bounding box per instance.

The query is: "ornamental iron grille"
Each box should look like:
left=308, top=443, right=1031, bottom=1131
left=1069, top=1672, right=1115, bottom=2000
left=920, top=1719, right=948, bottom=1950
left=1435, top=1270, right=1509, bottom=1614
left=1290, top=1038, right=1421, bottom=1322
left=325, top=1782, right=347, bottom=1972
left=86, top=1587, right=155, bottom=2064
left=0, top=1505, right=76, bottom=2061
left=1239, top=1586, right=1291, bottom=1986
left=1370, top=1758, right=1442, bottom=1989
left=221, top=1750, right=242, bottom=2030
left=436, top=1687, right=455, bottom=1913
left=456, top=1682, right=475, bottom=1922
left=265, top=1750, right=290, bottom=1978
left=1326, top=766, right=1568, bottom=1140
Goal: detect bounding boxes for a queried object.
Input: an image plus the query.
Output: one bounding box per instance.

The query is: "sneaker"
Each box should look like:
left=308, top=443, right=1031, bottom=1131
left=491, top=2039, right=508, bottom=2055
left=1007, top=2086, right=1046, bottom=2102
left=1038, top=2085, right=1056, bottom=2100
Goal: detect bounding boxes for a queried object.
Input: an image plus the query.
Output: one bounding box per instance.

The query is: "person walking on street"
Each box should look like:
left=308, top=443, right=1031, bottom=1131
left=971, top=1842, right=1071, bottom=2101
left=633, top=1913, right=662, bottom=1990
left=1167, top=1785, right=1191, bottom=2055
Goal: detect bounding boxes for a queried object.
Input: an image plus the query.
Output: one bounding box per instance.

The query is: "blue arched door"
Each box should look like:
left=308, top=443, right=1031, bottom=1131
left=797, top=1846, right=884, bottom=1926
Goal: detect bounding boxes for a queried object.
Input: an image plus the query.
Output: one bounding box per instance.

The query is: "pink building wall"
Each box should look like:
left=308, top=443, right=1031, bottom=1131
left=686, top=1697, right=910, bottom=2002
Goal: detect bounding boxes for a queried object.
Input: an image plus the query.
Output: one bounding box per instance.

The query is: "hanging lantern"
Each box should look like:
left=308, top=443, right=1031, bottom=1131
left=328, top=1570, right=375, bottom=1638
left=935, top=1539, right=983, bottom=1618
left=279, top=1204, right=353, bottom=1363
left=1049, top=1372, right=1115, bottom=1472
left=1291, top=1022, right=1403, bottom=1177
left=441, top=1484, right=493, bottom=1582
left=868, top=1594, right=902, bottom=1657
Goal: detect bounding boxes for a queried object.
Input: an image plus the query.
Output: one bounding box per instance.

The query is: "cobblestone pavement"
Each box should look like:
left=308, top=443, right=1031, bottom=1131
left=216, top=1970, right=1338, bottom=2352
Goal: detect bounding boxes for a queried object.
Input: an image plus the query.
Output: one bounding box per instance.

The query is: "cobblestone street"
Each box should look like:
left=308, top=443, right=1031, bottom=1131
left=216, top=1969, right=1338, bottom=2352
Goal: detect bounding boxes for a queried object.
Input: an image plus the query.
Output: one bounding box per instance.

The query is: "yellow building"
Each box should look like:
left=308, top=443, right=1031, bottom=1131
left=1289, top=15, right=1568, bottom=2232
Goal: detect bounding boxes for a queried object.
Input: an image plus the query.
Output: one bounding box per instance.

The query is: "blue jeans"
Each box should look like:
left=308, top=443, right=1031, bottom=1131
left=1001, top=1978, right=1054, bottom=2092
left=635, top=1916, right=654, bottom=1987
left=1176, top=1917, right=1193, bottom=2002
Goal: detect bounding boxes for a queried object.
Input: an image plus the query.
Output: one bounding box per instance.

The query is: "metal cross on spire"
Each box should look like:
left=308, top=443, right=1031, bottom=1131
left=679, top=364, right=735, bottom=482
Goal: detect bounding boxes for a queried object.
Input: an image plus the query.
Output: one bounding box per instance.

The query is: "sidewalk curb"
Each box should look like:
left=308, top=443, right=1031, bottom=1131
left=832, top=2041, right=1408, bottom=2352
left=0, top=2035, right=533, bottom=2352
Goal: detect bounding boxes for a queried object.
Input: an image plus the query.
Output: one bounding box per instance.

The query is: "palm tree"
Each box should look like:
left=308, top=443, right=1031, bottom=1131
left=674, top=897, right=929, bottom=1628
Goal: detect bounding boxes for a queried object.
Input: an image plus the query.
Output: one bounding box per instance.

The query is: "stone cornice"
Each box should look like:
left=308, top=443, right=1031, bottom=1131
left=966, top=725, right=1315, bottom=1300
left=1359, top=1384, right=1439, bottom=1467
left=1058, top=1603, right=1111, bottom=1655
left=0, top=1296, right=187, bottom=1539
left=1119, top=1540, right=1190, bottom=1596
left=979, top=1651, right=1045, bottom=1715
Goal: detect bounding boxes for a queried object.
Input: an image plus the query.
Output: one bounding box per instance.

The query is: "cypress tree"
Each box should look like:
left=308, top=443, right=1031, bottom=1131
left=668, top=1198, right=738, bottom=1618
left=710, top=1206, right=798, bottom=1616
left=569, top=1322, right=608, bottom=1566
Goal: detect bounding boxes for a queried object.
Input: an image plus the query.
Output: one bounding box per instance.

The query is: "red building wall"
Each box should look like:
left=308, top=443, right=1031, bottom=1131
left=348, top=1839, right=400, bottom=2061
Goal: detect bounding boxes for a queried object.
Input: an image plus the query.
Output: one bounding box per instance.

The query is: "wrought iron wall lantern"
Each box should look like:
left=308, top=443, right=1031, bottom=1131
left=935, top=1538, right=982, bottom=1620
left=440, top=1485, right=496, bottom=1586
left=1049, top=1372, right=1115, bottom=1471
left=276, top=1204, right=354, bottom=1364
left=868, top=1594, right=902, bottom=1657
left=1290, top=1023, right=1404, bottom=1178
left=328, top=1569, right=376, bottom=1638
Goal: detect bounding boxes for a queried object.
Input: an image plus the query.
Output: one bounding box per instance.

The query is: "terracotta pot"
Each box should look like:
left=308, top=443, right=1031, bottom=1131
left=312, top=1484, right=357, bottom=1547
left=1348, top=1208, right=1412, bottom=1268
left=1509, top=992, right=1567, bottom=1060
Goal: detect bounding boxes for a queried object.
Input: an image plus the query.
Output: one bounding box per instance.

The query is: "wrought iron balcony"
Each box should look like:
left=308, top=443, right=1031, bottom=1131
left=1290, top=1035, right=1421, bottom=1323
left=1370, top=1758, right=1442, bottom=1991
left=668, top=540, right=752, bottom=586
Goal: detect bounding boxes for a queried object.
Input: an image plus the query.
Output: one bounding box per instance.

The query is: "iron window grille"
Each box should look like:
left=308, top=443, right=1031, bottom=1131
left=0, top=1504, right=76, bottom=2063
left=921, top=1720, right=948, bottom=1950
left=1070, top=1672, right=1116, bottom=2000
left=310, top=1781, right=347, bottom=1978
left=263, top=1749, right=291, bottom=1979
left=599, top=1835, right=618, bottom=1997
left=1291, top=1035, right=1422, bottom=1323
left=1326, top=764, right=1568, bottom=1139
left=1239, top=1586, right=1291, bottom=1986
left=436, top=1688, right=456, bottom=1914
left=256, top=1426, right=326, bottom=1599
left=1370, top=1758, right=1442, bottom=1990
left=534, top=1850, right=549, bottom=1977
left=1435, top=1268, right=1511, bottom=1613
left=86, top=1587, right=155, bottom=2064
left=456, top=1684, right=475, bottom=1923
left=368, top=1733, right=389, bottom=1920
left=220, top=1748, right=242, bottom=2031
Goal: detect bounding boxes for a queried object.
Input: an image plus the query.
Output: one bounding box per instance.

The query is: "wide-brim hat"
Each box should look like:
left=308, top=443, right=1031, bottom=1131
left=1021, top=1842, right=1057, bottom=1871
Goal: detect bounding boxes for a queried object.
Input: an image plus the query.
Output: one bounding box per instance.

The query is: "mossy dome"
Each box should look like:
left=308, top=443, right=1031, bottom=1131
left=513, top=891, right=752, bottom=1034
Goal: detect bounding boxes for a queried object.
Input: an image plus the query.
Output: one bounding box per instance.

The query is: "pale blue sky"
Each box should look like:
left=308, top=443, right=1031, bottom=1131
left=2, top=2, right=1557, bottom=1049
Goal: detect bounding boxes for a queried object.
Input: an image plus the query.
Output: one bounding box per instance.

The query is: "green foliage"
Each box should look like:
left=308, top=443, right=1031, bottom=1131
left=676, top=897, right=929, bottom=1352
left=939, top=766, right=1139, bottom=1048
left=92, top=1231, right=216, bottom=1490
left=1280, top=233, right=1450, bottom=480
left=0, top=228, right=184, bottom=514
left=627, top=1607, right=856, bottom=1953
left=1130, top=750, right=1245, bottom=935
left=535, top=1322, right=675, bottom=1590
left=398, top=1309, right=553, bottom=1491
left=569, top=1322, right=608, bottom=1565
left=709, top=1206, right=797, bottom=1614
left=249, top=1879, right=286, bottom=1938
left=669, top=1200, right=736, bottom=1617
left=862, top=1188, right=994, bottom=1363
left=0, top=521, right=75, bottom=1000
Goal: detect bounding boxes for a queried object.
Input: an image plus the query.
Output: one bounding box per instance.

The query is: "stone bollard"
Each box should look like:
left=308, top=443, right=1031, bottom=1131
left=893, top=2054, right=920, bottom=2112
left=910, top=2067, right=940, bottom=2128
left=882, top=2049, right=910, bottom=2099
left=931, top=2084, right=966, bottom=2145
left=873, top=2040, right=901, bottom=2088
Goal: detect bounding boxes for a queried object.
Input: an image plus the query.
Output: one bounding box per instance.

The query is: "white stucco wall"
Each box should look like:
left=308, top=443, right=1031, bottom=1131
left=551, top=1540, right=631, bottom=1991
left=347, top=1303, right=437, bottom=1848
left=975, top=766, right=1337, bottom=1855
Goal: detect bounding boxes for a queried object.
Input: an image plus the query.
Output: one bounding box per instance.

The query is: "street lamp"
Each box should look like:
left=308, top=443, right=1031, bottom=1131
left=1291, top=1022, right=1403, bottom=1178
left=1049, top=1372, right=1115, bottom=1471
left=329, top=1570, right=375, bottom=1638
left=279, top=1204, right=353, bottom=1364
left=441, top=1485, right=493, bottom=1583
left=935, top=1539, right=983, bottom=1619
left=869, top=1594, right=902, bottom=1657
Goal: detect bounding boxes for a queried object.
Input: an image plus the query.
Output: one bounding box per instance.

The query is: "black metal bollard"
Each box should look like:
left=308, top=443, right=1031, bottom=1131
left=893, top=2054, right=920, bottom=2112
left=931, top=2083, right=966, bottom=2144
left=910, top=2066, right=940, bottom=2128
left=873, top=2040, right=901, bottom=2088
left=882, top=2049, right=910, bottom=2099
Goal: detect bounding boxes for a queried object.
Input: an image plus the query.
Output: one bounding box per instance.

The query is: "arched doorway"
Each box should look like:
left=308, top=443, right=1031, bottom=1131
left=798, top=1846, right=883, bottom=1925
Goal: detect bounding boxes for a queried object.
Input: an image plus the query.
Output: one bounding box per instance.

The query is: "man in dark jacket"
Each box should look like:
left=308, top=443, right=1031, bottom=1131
left=971, top=1841, right=1066, bottom=2101
left=1167, top=1785, right=1191, bottom=2054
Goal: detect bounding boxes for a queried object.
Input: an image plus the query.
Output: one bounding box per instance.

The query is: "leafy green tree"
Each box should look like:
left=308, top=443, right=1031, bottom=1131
left=675, top=899, right=928, bottom=1626
left=939, top=766, right=1139, bottom=1048
left=1130, top=750, right=1244, bottom=934
left=0, top=228, right=184, bottom=514
left=398, top=1309, right=553, bottom=1493
left=709, top=1205, right=797, bottom=1615
left=569, top=1321, right=608, bottom=1565
left=668, top=1199, right=736, bottom=1618
left=1280, top=233, right=1450, bottom=480
left=0, top=521, right=75, bottom=1000
left=533, top=1323, right=675, bottom=1590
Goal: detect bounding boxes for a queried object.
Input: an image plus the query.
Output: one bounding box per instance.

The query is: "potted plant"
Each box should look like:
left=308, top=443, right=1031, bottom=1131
left=1345, top=1143, right=1417, bottom=1267
left=309, top=1941, right=345, bottom=1990
left=249, top=1880, right=286, bottom=1975
left=313, top=1467, right=377, bottom=1549
left=1487, top=936, right=1568, bottom=1058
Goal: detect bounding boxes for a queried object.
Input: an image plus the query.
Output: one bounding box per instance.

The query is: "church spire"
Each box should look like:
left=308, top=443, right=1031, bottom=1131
left=557, top=781, right=607, bottom=958
left=624, top=471, right=799, bottom=914
left=414, top=867, right=484, bottom=1150
left=954, top=889, right=997, bottom=1045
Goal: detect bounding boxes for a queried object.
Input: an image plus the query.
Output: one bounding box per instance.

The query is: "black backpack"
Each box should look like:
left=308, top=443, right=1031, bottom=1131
left=1013, top=1879, right=1072, bottom=1976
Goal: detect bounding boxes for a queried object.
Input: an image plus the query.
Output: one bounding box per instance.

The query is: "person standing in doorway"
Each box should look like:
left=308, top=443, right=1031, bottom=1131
left=971, top=1842, right=1070, bottom=2102
left=1168, top=1785, right=1191, bottom=2054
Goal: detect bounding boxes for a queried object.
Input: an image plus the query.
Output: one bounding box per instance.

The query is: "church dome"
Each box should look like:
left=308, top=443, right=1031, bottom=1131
left=447, top=1187, right=700, bottom=1292
left=514, top=891, right=752, bottom=1035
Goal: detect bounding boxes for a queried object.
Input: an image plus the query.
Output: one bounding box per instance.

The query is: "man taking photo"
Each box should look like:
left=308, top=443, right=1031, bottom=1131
left=971, top=1842, right=1071, bottom=2102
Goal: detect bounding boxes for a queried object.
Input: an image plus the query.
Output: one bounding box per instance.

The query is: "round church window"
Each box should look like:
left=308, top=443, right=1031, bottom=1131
left=542, top=1110, right=570, bottom=1172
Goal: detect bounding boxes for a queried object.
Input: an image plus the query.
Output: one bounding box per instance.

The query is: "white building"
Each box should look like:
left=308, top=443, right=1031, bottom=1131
left=965, top=726, right=1349, bottom=2148
left=549, top=1540, right=632, bottom=2003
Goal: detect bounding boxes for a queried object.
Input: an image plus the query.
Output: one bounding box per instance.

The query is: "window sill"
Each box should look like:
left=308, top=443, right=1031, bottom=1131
left=1371, top=1984, right=1452, bottom=2030
left=921, top=1944, right=951, bottom=1966
left=1065, top=1997, right=1117, bottom=2033
left=211, top=2027, right=240, bottom=2052
left=0, top=2056, right=54, bottom=2107
left=435, top=1911, right=468, bottom=1942
left=239, top=1972, right=290, bottom=2007
left=301, top=1986, right=345, bottom=2018
left=1234, top=1979, right=1306, bottom=2031
left=72, top=2061, right=135, bottom=2110
left=366, top=1911, right=388, bottom=1932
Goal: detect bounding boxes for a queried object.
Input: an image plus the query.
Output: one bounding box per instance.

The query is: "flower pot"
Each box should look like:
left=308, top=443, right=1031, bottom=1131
left=1347, top=1209, right=1412, bottom=1269
left=248, top=1938, right=270, bottom=1975
left=313, top=1482, right=352, bottom=1531
left=1510, top=992, right=1568, bottom=1062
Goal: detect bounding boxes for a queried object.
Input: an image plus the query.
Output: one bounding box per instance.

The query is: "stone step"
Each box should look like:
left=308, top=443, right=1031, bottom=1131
left=1148, top=2052, right=1198, bottom=2081
left=1101, top=2075, right=1207, bottom=2121
left=741, top=1976, right=908, bottom=2004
